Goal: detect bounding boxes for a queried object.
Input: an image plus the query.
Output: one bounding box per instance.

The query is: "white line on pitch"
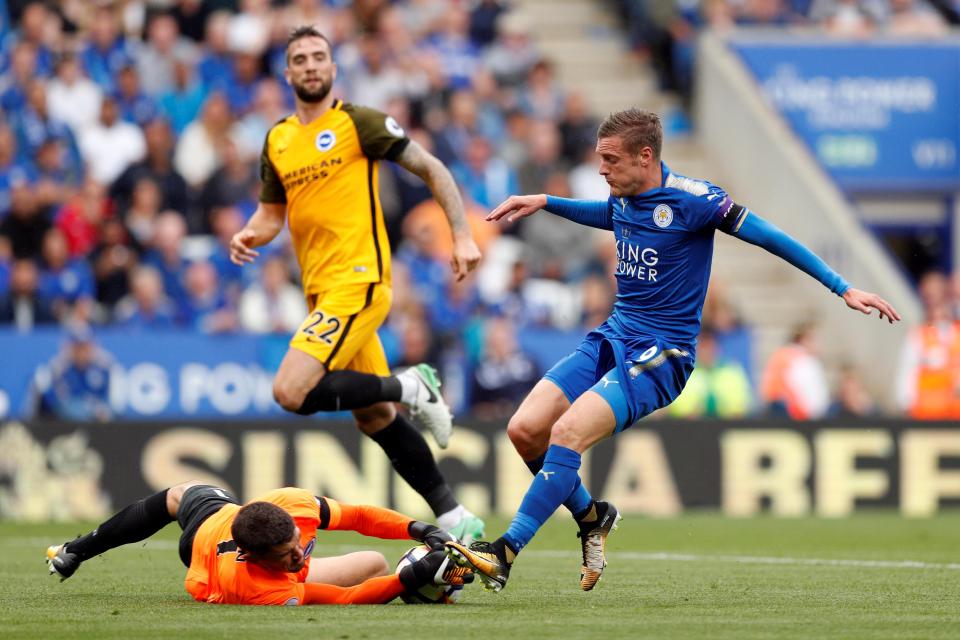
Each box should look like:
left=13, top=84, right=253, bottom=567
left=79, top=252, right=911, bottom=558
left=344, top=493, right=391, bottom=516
left=11, top=537, right=960, bottom=570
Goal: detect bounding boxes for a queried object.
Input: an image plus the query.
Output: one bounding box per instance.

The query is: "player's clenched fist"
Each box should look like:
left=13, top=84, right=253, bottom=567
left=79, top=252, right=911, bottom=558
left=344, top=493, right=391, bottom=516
left=230, top=228, right=260, bottom=265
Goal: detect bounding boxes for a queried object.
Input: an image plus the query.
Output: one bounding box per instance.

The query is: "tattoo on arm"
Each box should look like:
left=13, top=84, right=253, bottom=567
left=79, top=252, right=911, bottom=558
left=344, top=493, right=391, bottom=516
left=395, top=140, right=470, bottom=235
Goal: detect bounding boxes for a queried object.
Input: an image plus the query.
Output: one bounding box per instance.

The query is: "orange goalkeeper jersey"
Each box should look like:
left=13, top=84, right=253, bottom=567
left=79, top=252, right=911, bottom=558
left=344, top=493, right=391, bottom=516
left=184, top=487, right=414, bottom=605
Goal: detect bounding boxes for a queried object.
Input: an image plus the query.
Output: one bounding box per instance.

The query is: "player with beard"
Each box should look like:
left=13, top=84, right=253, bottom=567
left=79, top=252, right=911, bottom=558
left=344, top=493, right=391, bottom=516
left=229, top=26, right=484, bottom=542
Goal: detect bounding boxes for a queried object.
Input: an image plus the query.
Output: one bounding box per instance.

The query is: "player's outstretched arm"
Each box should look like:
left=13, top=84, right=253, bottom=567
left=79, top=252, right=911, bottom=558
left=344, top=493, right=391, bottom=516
left=731, top=211, right=900, bottom=324
left=229, top=202, right=286, bottom=265
left=394, top=141, right=481, bottom=281
left=301, top=575, right=406, bottom=605
left=489, top=194, right=613, bottom=229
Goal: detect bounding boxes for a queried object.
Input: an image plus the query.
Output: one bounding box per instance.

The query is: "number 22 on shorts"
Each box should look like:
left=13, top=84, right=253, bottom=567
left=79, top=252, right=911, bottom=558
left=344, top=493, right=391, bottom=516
left=299, top=310, right=342, bottom=344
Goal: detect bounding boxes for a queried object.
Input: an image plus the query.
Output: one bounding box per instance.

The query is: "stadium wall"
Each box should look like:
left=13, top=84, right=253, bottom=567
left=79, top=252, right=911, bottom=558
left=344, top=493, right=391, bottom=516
left=694, top=31, right=923, bottom=408
left=3, top=419, right=958, bottom=522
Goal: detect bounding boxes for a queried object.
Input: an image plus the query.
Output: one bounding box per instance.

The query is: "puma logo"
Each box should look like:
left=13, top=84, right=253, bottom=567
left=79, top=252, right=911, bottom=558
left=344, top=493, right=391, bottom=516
left=538, top=470, right=555, bottom=480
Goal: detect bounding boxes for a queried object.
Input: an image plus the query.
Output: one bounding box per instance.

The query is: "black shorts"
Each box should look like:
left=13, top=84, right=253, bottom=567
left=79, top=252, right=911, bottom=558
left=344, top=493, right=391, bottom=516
left=177, top=485, right=238, bottom=567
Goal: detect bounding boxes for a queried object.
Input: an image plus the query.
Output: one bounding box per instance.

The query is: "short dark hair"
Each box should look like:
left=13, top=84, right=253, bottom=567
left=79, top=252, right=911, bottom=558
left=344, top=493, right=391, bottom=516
left=231, top=502, right=295, bottom=556
left=597, top=108, right=662, bottom=159
left=285, top=25, right=333, bottom=63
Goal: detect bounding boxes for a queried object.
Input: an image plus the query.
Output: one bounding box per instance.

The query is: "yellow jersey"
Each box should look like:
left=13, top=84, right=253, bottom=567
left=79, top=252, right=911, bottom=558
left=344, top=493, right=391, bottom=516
left=259, top=99, right=409, bottom=295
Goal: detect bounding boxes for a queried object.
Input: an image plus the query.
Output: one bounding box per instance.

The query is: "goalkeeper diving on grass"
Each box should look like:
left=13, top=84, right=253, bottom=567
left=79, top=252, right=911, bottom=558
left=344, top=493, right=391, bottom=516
left=47, top=482, right=472, bottom=605
left=444, top=108, right=901, bottom=593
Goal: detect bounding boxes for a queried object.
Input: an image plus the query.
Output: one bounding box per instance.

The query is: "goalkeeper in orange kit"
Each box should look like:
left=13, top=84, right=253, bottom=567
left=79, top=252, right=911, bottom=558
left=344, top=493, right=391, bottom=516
left=46, top=482, right=471, bottom=605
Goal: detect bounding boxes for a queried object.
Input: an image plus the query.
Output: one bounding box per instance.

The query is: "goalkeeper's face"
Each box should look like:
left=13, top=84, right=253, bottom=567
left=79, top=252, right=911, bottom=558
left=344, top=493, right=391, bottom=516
left=250, top=526, right=307, bottom=573
left=286, top=36, right=337, bottom=104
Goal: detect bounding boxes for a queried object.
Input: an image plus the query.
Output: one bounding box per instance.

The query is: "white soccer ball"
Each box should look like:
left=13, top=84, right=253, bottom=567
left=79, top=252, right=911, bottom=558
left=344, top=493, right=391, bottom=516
left=395, top=544, right=463, bottom=604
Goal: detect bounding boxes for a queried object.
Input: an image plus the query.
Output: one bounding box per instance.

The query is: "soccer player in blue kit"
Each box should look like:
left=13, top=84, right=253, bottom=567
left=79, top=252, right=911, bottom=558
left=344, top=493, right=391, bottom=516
left=445, top=108, right=901, bottom=593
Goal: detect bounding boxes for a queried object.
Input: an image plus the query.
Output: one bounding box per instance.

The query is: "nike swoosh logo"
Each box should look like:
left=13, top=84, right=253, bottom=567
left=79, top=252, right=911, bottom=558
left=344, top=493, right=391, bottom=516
left=422, top=381, right=437, bottom=403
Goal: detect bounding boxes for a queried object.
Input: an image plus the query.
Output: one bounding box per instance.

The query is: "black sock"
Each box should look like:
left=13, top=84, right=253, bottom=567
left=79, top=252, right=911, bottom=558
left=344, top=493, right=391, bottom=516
left=524, top=453, right=546, bottom=476
left=369, top=414, right=458, bottom=517
left=493, top=537, right=517, bottom=564
left=67, top=490, right=174, bottom=561
left=297, top=370, right=402, bottom=415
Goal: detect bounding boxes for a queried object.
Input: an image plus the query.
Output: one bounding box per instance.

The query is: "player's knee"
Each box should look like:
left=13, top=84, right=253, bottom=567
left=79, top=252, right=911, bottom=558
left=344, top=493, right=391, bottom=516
left=507, top=413, right=546, bottom=458
left=166, top=481, right=201, bottom=517
left=273, top=380, right=306, bottom=413
left=549, top=417, right=588, bottom=452
left=368, top=552, right=390, bottom=578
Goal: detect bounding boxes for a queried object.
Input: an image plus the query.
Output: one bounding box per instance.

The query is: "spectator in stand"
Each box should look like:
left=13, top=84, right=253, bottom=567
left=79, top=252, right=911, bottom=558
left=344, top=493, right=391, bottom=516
left=0, top=258, right=56, bottom=329
left=669, top=325, right=753, bottom=419
left=517, top=119, right=568, bottom=196
left=1, top=41, right=39, bottom=114
left=761, top=323, right=830, bottom=420
left=114, top=264, right=177, bottom=329
left=896, top=270, right=960, bottom=419
left=886, top=0, right=948, bottom=35
left=207, top=205, right=248, bottom=295
left=78, top=96, right=147, bottom=186
left=121, top=176, right=162, bottom=249
left=79, top=4, right=136, bottom=93
left=37, top=227, right=95, bottom=323
left=516, top=59, right=565, bottom=122
left=158, top=52, right=208, bottom=135
left=17, top=80, right=83, bottom=196
left=569, top=149, right=611, bottom=201
left=558, top=91, right=600, bottom=166
left=809, top=0, right=881, bottom=36
left=482, top=12, right=539, bottom=88
left=1, top=180, right=50, bottom=259
left=196, top=10, right=233, bottom=91
left=90, top=217, right=136, bottom=312
left=135, top=12, right=196, bottom=97
left=55, top=177, right=113, bottom=259
left=434, top=89, right=481, bottom=166
left=470, top=0, right=509, bottom=47
left=828, top=364, right=877, bottom=418
left=223, top=48, right=263, bottom=116
left=238, top=255, right=307, bottom=335
left=232, top=78, right=288, bottom=161
left=340, top=32, right=406, bottom=111
left=143, top=211, right=189, bottom=309
left=579, top=272, right=614, bottom=331
left=180, top=259, right=237, bottom=334
left=111, top=117, right=190, bottom=218
left=422, top=3, right=481, bottom=90
left=452, top=134, right=518, bottom=210
left=46, top=53, right=103, bottom=134
left=0, top=122, right=31, bottom=214
left=174, top=91, right=232, bottom=188
left=470, top=315, right=539, bottom=419
left=11, top=1, right=55, bottom=77
left=33, top=324, right=113, bottom=421
left=199, top=132, right=260, bottom=218
left=114, top=64, right=160, bottom=127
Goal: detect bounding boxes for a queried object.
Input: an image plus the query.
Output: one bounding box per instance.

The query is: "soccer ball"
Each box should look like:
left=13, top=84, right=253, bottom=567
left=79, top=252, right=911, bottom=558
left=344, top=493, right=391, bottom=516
left=395, top=544, right=463, bottom=604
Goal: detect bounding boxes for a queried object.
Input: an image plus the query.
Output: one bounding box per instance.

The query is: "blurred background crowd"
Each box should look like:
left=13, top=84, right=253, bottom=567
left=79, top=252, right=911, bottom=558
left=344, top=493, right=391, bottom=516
left=0, top=0, right=958, bottom=422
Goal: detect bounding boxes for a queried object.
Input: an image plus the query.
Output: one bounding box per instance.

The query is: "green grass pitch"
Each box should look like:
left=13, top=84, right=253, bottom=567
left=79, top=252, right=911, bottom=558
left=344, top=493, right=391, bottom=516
left=2, top=514, right=958, bottom=639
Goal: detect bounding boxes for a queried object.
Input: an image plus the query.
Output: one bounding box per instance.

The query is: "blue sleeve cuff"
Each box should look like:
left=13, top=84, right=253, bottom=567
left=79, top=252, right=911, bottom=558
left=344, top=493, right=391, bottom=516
left=734, top=212, right=850, bottom=296
left=544, top=196, right=613, bottom=230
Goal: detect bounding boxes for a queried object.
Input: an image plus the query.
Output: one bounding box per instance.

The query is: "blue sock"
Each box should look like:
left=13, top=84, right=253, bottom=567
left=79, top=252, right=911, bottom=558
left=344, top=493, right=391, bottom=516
left=524, top=453, right=593, bottom=518
left=504, top=445, right=583, bottom=553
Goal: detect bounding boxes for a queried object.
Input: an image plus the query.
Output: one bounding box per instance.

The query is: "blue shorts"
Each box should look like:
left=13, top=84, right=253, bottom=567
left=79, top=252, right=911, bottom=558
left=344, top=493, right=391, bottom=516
left=543, top=327, right=694, bottom=431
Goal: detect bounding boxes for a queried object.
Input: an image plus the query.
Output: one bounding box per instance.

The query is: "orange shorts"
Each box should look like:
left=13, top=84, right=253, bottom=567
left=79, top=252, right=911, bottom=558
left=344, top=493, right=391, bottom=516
left=289, top=283, right=392, bottom=375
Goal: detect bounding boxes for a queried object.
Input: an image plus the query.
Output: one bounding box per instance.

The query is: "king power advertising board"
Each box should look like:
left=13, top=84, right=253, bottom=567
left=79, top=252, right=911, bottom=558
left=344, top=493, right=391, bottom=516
left=2, top=419, right=959, bottom=522
left=733, top=39, right=960, bottom=192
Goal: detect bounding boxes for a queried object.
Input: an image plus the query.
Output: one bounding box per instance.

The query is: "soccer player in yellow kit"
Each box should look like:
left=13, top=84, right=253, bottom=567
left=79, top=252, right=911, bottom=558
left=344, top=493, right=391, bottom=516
left=229, top=26, right=483, bottom=541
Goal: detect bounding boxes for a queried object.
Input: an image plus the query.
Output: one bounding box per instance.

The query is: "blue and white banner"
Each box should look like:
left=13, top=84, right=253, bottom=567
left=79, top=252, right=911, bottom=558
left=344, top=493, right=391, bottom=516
left=733, top=39, right=960, bottom=192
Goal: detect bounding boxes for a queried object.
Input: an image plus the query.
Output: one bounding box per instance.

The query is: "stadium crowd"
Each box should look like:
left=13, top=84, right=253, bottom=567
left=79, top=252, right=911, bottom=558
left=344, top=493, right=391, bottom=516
left=0, top=0, right=958, bottom=420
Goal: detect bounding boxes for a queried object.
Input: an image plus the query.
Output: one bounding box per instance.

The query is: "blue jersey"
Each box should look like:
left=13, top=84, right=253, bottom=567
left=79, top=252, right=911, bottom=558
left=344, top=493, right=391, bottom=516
left=606, top=162, right=740, bottom=348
